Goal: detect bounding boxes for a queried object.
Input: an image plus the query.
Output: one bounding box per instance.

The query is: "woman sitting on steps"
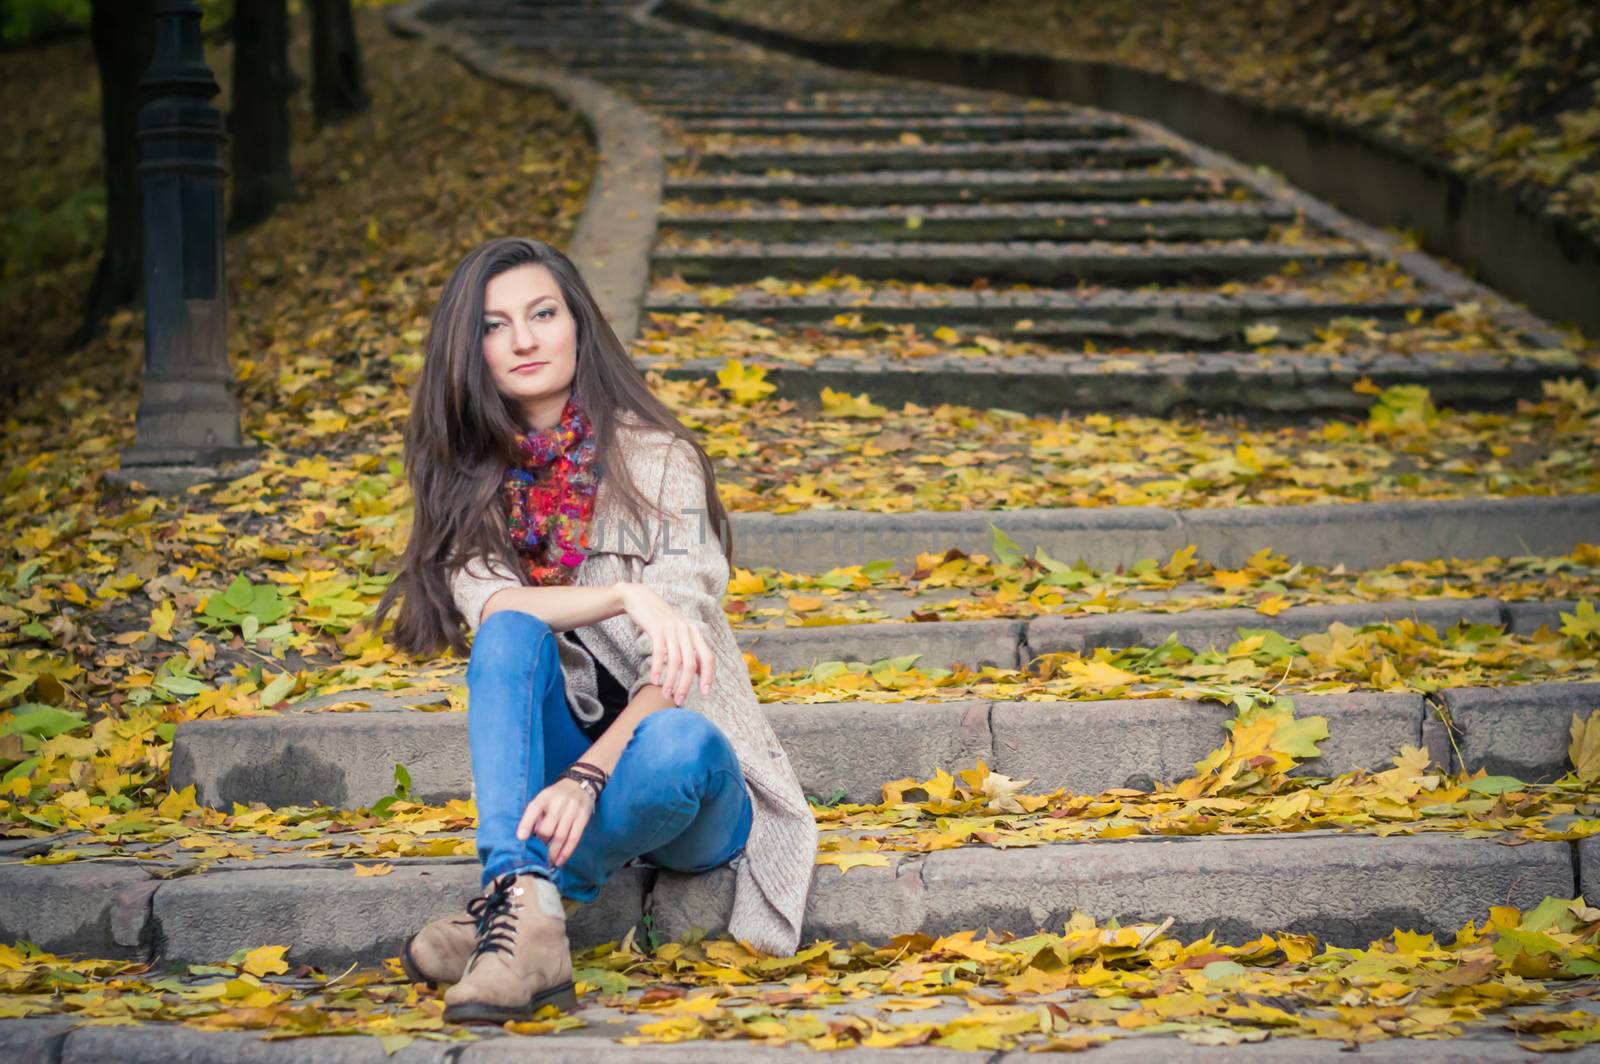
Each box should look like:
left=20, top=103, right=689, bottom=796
left=372, top=236, right=817, bottom=1024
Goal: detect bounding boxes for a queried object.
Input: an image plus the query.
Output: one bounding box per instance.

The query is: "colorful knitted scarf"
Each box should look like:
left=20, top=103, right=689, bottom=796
left=502, top=395, right=601, bottom=585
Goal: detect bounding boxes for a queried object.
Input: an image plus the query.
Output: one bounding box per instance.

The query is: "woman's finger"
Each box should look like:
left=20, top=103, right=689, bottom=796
left=534, top=793, right=565, bottom=843
left=516, top=795, right=544, bottom=841
left=547, top=803, right=576, bottom=865
left=649, top=622, right=665, bottom=686
left=560, top=806, right=592, bottom=864
left=662, top=624, right=682, bottom=697
left=662, top=625, right=681, bottom=704
left=690, top=624, right=714, bottom=694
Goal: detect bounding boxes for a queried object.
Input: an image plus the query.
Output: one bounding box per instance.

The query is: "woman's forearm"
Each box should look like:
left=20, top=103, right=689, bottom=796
left=577, top=683, right=676, bottom=776
left=481, top=582, right=628, bottom=633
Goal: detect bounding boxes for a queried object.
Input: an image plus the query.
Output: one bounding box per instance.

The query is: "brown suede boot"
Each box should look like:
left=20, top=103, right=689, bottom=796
left=442, top=872, right=577, bottom=1024
left=400, top=909, right=477, bottom=988
left=403, top=889, right=581, bottom=987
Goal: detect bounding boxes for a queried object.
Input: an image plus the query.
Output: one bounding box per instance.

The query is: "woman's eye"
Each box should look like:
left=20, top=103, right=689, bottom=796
left=534, top=308, right=554, bottom=320
left=483, top=321, right=502, bottom=334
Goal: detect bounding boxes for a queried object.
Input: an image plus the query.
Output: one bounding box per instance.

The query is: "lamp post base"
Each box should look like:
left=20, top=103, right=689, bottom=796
left=103, top=452, right=260, bottom=495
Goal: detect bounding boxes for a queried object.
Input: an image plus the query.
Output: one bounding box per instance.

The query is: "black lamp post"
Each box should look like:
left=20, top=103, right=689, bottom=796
left=113, top=0, right=257, bottom=492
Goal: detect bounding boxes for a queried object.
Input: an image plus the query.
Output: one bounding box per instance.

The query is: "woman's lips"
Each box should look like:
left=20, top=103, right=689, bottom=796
left=512, top=362, right=547, bottom=373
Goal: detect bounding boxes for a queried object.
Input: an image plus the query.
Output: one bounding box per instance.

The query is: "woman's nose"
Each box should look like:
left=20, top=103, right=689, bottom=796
left=511, top=320, right=536, bottom=351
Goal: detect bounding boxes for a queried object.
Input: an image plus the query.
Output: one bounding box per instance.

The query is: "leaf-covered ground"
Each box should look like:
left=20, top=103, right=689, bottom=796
left=7, top=900, right=1600, bottom=1052
left=690, top=0, right=1600, bottom=241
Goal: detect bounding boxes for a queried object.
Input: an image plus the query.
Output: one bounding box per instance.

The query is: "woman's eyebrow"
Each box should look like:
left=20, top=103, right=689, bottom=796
left=483, top=294, right=557, bottom=317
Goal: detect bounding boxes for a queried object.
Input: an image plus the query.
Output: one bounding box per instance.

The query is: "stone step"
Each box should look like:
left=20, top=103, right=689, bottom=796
left=656, top=199, right=1301, bottom=243
left=655, top=832, right=1581, bottom=953
left=643, top=284, right=1447, bottom=336
left=616, top=72, right=897, bottom=93
left=169, top=674, right=1600, bottom=811
left=2, top=831, right=1582, bottom=970
left=650, top=93, right=1032, bottom=113
left=8, top=1020, right=1562, bottom=1063
left=717, top=494, right=1600, bottom=573
left=672, top=139, right=1177, bottom=174
left=652, top=239, right=1364, bottom=286
left=664, top=168, right=1235, bottom=204
left=676, top=113, right=1130, bottom=141
left=659, top=101, right=1086, bottom=119
left=642, top=346, right=1575, bottom=416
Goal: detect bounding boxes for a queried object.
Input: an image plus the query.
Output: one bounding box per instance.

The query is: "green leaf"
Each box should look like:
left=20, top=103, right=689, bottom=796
left=1467, top=775, right=1525, bottom=795
left=1276, top=714, right=1330, bottom=760
left=0, top=706, right=85, bottom=739
left=574, top=967, right=637, bottom=994
left=989, top=523, right=1025, bottom=567
left=1201, top=960, right=1246, bottom=982
left=257, top=672, right=295, bottom=707
left=2, top=756, right=41, bottom=784
left=223, top=574, right=255, bottom=610
left=1523, top=896, right=1580, bottom=933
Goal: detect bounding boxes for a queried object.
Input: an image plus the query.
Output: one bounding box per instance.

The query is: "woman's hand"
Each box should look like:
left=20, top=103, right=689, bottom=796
left=516, top=778, right=594, bottom=868
left=617, top=582, right=714, bottom=705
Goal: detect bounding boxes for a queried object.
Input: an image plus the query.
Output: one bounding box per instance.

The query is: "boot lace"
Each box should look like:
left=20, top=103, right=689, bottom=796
left=466, top=873, right=522, bottom=961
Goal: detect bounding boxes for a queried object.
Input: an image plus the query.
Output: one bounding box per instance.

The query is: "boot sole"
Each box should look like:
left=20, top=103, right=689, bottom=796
left=399, top=935, right=438, bottom=990
left=442, top=980, right=579, bottom=1025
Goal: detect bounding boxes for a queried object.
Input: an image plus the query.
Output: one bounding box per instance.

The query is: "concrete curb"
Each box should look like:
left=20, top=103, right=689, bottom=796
left=27, top=1022, right=1558, bottom=1062
left=650, top=0, right=1598, bottom=338
left=387, top=2, right=662, bottom=340
left=724, top=493, right=1600, bottom=572
left=4, top=834, right=1588, bottom=974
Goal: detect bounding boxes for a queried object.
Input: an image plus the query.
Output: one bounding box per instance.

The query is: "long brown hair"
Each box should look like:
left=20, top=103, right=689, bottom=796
left=372, top=236, right=733, bottom=660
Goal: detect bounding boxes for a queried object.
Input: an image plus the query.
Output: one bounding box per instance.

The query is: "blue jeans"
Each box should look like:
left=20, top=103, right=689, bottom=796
left=465, top=609, right=753, bottom=899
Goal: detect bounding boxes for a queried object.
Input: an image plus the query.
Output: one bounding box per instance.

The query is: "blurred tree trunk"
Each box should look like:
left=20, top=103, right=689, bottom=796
left=75, top=0, right=157, bottom=349
left=229, top=0, right=294, bottom=230
left=310, top=0, right=368, bottom=125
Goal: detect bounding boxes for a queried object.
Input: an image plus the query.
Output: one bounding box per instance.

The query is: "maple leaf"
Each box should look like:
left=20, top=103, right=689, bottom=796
left=237, top=945, right=289, bottom=978
left=714, top=359, right=775, bottom=404
left=818, top=386, right=887, bottom=418
left=1560, top=600, right=1599, bottom=641
left=1569, top=711, right=1600, bottom=782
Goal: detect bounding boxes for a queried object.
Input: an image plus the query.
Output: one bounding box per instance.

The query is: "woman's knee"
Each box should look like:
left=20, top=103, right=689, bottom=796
left=467, top=609, right=555, bottom=681
left=632, top=708, right=735, bottom=777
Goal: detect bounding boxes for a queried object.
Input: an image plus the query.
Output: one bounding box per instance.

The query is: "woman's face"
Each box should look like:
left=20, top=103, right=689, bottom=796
left=481, top=263, right=579, bottom=432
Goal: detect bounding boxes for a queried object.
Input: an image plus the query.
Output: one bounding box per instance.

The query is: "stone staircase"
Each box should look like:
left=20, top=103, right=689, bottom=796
left=5, top=5, right=1599, bottom=1049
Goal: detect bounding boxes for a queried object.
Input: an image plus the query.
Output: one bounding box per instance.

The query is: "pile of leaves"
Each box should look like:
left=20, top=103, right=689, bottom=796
left=812, top=707, right=1600, bottom=865
left=6, top=894, right=1600, bottom=1050
left=752, top=608, right=1600, bottom=705
left=672, top=374, right=1600, bottom=512
left=693, top=0, right=1600, bottom=240
left=728, top=540, right=1600, bottom=629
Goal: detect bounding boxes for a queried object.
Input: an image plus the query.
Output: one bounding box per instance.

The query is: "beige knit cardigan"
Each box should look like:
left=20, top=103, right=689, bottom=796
left=446, top=417, right=818, bottom=956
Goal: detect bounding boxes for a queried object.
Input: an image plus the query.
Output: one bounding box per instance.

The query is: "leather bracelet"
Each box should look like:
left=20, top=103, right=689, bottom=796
left=560, top=765, right=606, bottom=801
left=568, top=761, right=609, bottom=788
